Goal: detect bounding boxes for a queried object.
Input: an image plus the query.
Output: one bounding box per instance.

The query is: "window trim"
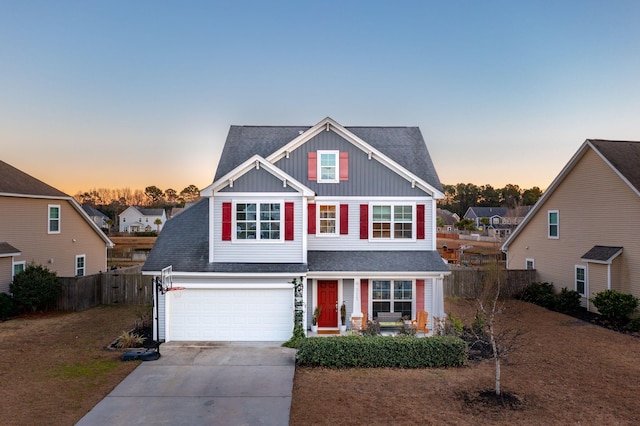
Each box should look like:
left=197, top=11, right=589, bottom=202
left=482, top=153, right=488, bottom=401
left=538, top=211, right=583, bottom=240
left=12, top=260, right=26, bottom=279
left=370, top=279, right=415, bottom=318
left=317, top=150, right=340, bottom=183
left=548, top=210, right=559, bottom=239
left=75, top=254, right=86, bottom=277
left=575, top=265, right=586, bottom=297
left=525, top=258, right=535, bottom=270
left=316, top=203, right=340, bottom=237
left=48, top=204, right=61, bottom=234
left=233, top=201, right=284, bottom=242
left=368, top=202, right=416, bottom=241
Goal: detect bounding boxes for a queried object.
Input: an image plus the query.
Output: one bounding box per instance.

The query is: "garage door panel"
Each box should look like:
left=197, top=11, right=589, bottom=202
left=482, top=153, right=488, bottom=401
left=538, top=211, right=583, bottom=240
left=167, top=288, right=293, bottom=341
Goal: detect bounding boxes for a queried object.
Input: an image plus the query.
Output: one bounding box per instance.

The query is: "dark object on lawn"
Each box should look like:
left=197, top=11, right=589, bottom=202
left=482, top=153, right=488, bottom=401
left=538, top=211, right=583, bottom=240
left=121, top=349, right=161, bottom=361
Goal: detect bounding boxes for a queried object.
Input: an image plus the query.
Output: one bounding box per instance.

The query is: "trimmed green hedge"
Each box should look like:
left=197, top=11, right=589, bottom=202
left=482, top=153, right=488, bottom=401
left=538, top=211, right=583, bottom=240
left=296, top=335, right=467, bottom=368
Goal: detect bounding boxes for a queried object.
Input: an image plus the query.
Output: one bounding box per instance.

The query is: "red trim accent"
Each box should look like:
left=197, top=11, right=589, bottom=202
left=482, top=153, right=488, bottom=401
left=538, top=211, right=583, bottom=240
left=359, top=204, right=368, bottom=239
left=417, top=204, right=425, bottom=240
left=339, top=152, right=349, bottom=181
left=416, top=280, right=425, bottom=312
left=222, top=202, right=232, bottom=241
left=308, top=152, right=317, bottom=181
left=307, top=204, right=316, bottom=234
left=360, top=279, right=368, bottom=316
left=340, top=204, right=349, bottom=235
left=285, top=202, right=294, bottom=240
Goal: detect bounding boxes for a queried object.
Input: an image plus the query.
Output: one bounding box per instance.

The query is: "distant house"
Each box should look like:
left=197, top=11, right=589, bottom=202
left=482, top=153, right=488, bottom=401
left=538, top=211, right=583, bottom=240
left=463, top=206, right=507, bottom=229
left=0, top=160, right=113, bottom=293
left=118, top=206, right=167, bottom=233
left=81, top=204, right=110, bottom=230
left=502, top=140, right=640, bottom=312
left=436, top=208, right=460, bottom=232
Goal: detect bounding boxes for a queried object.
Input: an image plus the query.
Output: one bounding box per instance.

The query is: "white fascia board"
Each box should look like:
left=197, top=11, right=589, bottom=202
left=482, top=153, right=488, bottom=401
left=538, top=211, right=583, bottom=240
left=266, top=117, right=443, bottom=198
left=150, top=271, right=308, bottom=279
left=201, top=155, right=314, bottom=197
left=502, top=140, right=590, bottom=252
left=0, top=252, right=21, bottom=258
left=0, top=192, right=71, bottom=201
left=165, top=283, right=295, bottom=289
left=308, top=271, right=451, bottom=279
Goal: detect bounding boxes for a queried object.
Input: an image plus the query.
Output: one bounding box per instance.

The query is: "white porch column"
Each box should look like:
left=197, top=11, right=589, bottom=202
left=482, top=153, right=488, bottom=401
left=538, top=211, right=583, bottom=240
left=351, top=277, right=363, bottom=331
left=433, top=274, right=446, bottom=334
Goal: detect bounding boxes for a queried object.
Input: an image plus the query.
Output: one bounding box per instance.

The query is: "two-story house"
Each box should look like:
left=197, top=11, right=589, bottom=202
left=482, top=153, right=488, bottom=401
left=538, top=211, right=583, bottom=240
left=0, top=160, right=113, bottom=293
left=143, top=117, right=450, bottom=342
left=118, top=206, right=167, bottom=233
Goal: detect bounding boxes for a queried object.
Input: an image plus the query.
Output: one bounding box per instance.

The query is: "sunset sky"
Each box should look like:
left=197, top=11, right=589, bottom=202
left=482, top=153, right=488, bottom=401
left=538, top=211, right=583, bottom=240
left=2, top=1, right=640, bottom=196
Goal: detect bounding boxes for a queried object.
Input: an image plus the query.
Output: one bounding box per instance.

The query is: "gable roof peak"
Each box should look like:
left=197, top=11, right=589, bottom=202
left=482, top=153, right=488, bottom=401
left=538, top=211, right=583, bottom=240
left=0, top=160, right=68, bottom=198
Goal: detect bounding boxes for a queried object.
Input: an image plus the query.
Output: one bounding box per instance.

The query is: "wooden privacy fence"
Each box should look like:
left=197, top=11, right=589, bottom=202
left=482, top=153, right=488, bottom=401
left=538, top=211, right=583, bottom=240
left=444, top=269, right=537, bottom=299
left=56, top=266, right=153, bottom=311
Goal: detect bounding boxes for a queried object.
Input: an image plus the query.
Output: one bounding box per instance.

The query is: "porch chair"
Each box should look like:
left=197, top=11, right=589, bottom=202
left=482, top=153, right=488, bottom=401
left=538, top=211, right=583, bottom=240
left=411, top=311, right=430, bottom=336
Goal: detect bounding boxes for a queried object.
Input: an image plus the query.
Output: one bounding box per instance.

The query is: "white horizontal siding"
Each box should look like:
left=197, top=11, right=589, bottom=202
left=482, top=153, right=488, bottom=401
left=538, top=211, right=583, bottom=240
left=212, top=195, right=304, bottom=263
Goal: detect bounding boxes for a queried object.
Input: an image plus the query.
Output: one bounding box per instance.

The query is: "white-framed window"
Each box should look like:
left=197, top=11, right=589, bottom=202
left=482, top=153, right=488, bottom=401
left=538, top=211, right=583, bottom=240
left=526, top=258, right=535, bottom=270
left=548, top=210, right=559, bottom=238
left=317, top=150, right=339, bottom=183
left=575, top=265, right=586, bottom=296
left=13, top=261, right=26, bottom=279
left=75, top=255, right=86, bottom=277
left=235, top=202, right=282, bottom=241
left=370, top=204, right=414, bottom=240
left=48, top=205, right=61, bottom=234
left=372, top=280, right=413, bottom=318
left=317, top=204, right=338, bottom=236
left=123, top=217, right=126, bottom=222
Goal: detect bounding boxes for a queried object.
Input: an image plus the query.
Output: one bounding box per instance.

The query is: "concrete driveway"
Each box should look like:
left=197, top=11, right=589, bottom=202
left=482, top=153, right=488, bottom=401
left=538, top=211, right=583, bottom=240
left=76, top=342, right=296, bottom=425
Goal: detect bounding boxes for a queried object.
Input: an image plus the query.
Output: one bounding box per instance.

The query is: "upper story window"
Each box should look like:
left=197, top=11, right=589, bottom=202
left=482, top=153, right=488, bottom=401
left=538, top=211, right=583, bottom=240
left=48, top=205, right=60, bottom=234
left=548, top=210, right=559, bottom=238
left=75, top=255, right=86, bottom=277
left=371, top=204, right=413, bottom=239
left=318, top=150, right=339, bottom=183
left=236, top=202, right=281, bottom=241
left=318, top=204, right=337, bottom=235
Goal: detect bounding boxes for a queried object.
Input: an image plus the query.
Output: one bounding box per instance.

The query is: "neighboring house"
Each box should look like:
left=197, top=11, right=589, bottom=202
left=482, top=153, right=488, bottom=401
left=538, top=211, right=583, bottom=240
left=118, top=206, right=167, bottom=233
left=502, top=139, right=640, bottom=312
left=0, top=160, right=113, bottom=293
left=143, top=117, right=450, bottom=342
left=436, top=208, right=460, bottom=232
left=463, top=206, right=507, bottom=229
left=81, top=204, right=110, bottom=230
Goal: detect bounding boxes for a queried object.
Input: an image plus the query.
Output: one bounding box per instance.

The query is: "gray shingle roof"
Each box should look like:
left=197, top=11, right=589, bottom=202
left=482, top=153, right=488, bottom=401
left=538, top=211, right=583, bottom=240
left=213, top=124, right=443, bottom=192
left=307, top=250, right=450, bottom=273
left=465, top=207, right=507, bottom=219
left=0, top=242, right=21, bottom=257
left=589, top=140, right=640, bottom=192
left=581, top=246, right=623, bottom=263
left=0, top=160, right=68, bottom=197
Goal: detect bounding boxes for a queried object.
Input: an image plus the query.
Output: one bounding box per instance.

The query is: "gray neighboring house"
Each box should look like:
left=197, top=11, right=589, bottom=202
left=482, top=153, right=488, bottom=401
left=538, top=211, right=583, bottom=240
left=463, top=206, right=507, bottom=229
left=81, top=205, right=110, bottom=230
left=436, top=208, right=460, bottom=231
left=143, top=117, right=450, bottom=342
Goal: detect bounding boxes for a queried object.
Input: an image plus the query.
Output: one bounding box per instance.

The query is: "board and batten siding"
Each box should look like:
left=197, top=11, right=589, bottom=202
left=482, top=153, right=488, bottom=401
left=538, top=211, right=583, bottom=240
left=275, top=130, right=432, bottom=197
left=211, top=195, right=304, bottom=263
left=0, top=197, right=108, bottom=277
left=218, top=167, right=298, bottom=193
left=506, top=147, right=640, bottom=303
left=307, top=199, right=435, bottom=251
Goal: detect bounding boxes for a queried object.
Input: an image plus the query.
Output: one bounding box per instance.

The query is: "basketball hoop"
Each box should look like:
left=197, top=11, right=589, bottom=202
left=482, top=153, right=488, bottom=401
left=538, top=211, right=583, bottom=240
left=166, top=286, right=186, bottom=298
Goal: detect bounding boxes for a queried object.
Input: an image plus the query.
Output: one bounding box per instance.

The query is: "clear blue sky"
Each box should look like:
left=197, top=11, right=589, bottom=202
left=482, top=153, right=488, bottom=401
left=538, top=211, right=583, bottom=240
left=2, top=0, right=639, bottom=195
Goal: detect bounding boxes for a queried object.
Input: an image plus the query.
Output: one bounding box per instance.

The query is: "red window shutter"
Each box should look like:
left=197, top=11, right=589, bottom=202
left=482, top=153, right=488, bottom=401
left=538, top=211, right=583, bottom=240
left=285, top=202, right=294, bottom=241
left=308, top=152, right=317, bottom=181
left=417, top=204, right=425, bottom=240
left=340, top=204, right=349, bottom=235
left=360, top=279, right=369, bottom=314
left=222, top=202, right=232, bottom=241
left=339, top=152, right=349, bottom=181
left=359, top=204, right=368, bottom=239
left=307, top=203, right=316, bottom=234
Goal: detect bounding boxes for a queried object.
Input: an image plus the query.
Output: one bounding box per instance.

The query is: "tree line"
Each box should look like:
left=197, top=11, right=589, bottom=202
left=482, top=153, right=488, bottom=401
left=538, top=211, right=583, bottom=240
left=439, top=183, right=543, bottom=217
left=73, top=185, right=201, bottom=222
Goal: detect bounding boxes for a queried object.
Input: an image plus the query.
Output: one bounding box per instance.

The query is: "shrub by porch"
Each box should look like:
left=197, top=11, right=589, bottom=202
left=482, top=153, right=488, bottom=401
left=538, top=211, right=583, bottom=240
left=296, top=335, right=467, bottom=368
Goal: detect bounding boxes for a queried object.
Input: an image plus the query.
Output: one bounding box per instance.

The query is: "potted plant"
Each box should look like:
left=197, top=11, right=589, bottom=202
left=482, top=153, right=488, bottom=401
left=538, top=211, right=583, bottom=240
left=340, top=302, right=347, bottom=332
left=311, top=305, right=322, bottom=333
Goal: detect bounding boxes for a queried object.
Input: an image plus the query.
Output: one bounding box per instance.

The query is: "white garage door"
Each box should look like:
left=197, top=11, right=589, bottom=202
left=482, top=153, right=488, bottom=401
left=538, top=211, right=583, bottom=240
left=167, top=288, right=293, bottom=341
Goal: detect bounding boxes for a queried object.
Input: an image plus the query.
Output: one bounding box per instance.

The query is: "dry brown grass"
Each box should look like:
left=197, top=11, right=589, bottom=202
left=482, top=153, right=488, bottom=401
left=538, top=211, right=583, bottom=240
left=290, top=299, right=640, bottom=425
left=0, top=305, right=142, bottom=425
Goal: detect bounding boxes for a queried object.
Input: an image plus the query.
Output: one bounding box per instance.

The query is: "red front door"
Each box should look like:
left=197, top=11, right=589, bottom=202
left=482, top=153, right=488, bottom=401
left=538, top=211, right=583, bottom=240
left=317, top=280, right=338, bottom=327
